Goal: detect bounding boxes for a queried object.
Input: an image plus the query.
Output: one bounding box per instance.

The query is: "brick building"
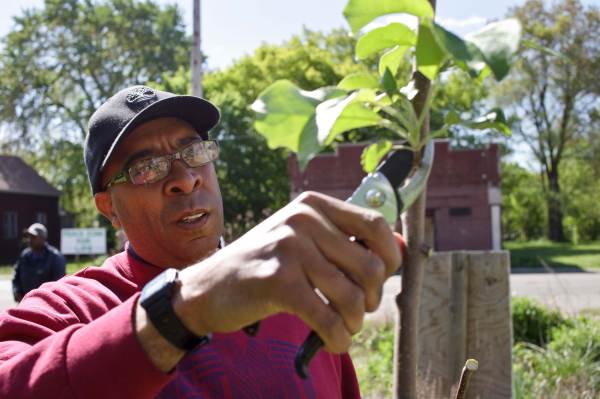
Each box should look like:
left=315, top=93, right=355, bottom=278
left=0, top=156, right=61, bottom=264
left=288, top=140, right=502, bottom=251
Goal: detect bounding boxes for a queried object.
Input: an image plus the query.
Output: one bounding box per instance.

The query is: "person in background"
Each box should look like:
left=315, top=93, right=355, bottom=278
left=11, top=223, right=66, bottom=302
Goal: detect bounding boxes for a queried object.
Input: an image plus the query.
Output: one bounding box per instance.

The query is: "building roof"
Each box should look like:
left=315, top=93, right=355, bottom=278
left=0, top=156, right=60, bottom=197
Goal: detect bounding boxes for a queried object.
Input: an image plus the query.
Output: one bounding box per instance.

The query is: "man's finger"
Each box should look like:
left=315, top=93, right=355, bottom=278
left=300, top=240, right=366, bottom=334
left=297, top=192, right=402, bottom=277
left=284, top=276, right=352, bottom=354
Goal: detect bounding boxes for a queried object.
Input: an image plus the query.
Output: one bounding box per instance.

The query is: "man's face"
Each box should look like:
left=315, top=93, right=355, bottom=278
left=96, top=117, right=224, bottom=268
left=27, top=234, right=45, bottom=251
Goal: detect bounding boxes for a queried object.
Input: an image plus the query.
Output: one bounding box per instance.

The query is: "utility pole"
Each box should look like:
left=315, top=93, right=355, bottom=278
left=191, top=0, right=203, bottom=97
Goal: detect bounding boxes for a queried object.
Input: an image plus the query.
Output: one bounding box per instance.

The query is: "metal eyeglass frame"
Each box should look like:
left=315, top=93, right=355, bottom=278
left=105, top=139, right=219, bottom=189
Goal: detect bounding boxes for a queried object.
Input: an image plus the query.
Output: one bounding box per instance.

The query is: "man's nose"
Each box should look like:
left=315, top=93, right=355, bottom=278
left=163, top=160, right=204, bottom=195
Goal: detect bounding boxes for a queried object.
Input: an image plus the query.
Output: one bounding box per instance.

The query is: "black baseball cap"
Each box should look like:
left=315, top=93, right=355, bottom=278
left=84, top=85, right=220, bottom=194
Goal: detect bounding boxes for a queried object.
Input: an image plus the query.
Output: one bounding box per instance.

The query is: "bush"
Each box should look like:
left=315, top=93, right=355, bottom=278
left=512, top=297, right=568, bottom=346
left=550, top=318, right=600, bottom=365
left=514, top=317, right=600, bottom=399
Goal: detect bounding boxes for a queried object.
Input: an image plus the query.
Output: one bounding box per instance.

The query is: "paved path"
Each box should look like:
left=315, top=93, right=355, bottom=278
left=0, top=277, right=14, bottom=313
left=1, top=272, right=599, bottom=320
left=366, top=271, right=600, bottom=325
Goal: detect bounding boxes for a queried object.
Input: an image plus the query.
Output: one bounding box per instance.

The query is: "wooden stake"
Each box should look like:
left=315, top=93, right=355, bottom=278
left=454, top=359, right=478, bottom=399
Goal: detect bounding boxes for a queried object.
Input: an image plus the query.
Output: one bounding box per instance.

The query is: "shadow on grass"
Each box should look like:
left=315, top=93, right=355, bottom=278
left=510, top=264, right=588, bottom=273
left=506, top=241, right=600, bottom=273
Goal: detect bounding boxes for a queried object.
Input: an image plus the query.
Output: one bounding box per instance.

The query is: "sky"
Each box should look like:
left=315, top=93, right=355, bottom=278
left=0, top=0, right=562, bottom=70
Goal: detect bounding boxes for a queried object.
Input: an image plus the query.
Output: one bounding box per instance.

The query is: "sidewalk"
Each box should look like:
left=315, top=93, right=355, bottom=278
left=366, top=271, right=600, bottom=325
left=0, top=277, right=14, bottom=312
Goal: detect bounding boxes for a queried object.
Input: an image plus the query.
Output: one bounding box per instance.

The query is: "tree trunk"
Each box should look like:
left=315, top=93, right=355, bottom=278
left=393, top=64, right=433, bottom=398
left=546, top=168, right=566, bottom=242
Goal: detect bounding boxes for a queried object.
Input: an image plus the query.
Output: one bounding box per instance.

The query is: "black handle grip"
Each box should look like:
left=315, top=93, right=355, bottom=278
left=295, top=330, right=324, bottom=379
left=294, top=237, right=368, bottom=379
left=243, top=321, right=260, bottom=336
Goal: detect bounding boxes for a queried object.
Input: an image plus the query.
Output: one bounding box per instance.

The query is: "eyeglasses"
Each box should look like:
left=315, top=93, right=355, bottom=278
left=105, top=140, right=219, bottom=188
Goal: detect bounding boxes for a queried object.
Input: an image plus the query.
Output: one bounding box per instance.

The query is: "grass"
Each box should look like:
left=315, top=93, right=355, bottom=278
left=513, top=316, right=600, bottom=399
left=350, top=322, right=442, bottom=399
left=350, top=322, right=395, bottom=398
left=505, top=240, right=600, bottom=270
left=0, top=255, right=107, bottom=277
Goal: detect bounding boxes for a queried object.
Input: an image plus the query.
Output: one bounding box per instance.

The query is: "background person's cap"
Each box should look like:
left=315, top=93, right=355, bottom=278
left=84, top=85, right=221, bottom=194
left=25, top=223, right=47, bottom=239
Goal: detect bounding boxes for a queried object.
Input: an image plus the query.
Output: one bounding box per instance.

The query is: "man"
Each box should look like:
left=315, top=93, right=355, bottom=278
left=0, top=86, right=402, bottom=398
left=11, top=222, right=66, bottom=302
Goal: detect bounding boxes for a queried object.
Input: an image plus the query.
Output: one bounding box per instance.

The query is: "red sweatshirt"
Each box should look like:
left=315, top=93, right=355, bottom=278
left=0, top=249, right=361, bottom=398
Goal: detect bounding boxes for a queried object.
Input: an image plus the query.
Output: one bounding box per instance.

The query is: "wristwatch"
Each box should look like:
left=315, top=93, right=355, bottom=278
left=140, top=268, right=210, bottom=351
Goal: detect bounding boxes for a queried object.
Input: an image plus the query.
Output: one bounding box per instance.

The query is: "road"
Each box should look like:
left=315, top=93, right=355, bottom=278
left=0, top=272, right=598, bottom=320
left=367, top=271, right=600, bottom=325
left=0, top=277, right=13, bottom=313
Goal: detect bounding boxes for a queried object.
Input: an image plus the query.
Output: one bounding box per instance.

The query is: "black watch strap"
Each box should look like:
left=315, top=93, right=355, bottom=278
left=140, top=268, right=210, bottom=351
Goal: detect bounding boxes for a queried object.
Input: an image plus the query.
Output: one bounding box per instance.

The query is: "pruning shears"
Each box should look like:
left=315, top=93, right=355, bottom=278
left=244, top=140, right=435, bottom=378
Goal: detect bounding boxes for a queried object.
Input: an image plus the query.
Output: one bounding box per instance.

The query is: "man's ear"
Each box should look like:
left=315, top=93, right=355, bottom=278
left=95, top=191, right=122, bottom=229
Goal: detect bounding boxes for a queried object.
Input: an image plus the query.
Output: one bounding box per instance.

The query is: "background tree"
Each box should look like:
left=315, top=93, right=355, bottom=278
left=560, top=156, right=600, bottom=242
left=0, top=0, right=190, bottom=227
left=496, top=0, right=600, bottom=241
left=501, top=162, right=546, bottom=241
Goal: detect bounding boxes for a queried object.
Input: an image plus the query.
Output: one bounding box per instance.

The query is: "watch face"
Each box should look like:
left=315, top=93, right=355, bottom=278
left=142, top=268, right=178, bottom=303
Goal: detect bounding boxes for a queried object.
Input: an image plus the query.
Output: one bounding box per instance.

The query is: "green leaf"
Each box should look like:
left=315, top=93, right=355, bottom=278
left=361, top=140, right=393, bottom=173
left=251, top=80, right=344, bottom=161
left=444, top=110, right=461, bottom=125
left=297, top=116, right=320, bottom=170
left=355, top=22, right=416, bottom=60
left=477, top=65, right=492, bottom=82
left=380, top=67, right=398, bottom=98
left=465, top=18, right=522, bottom=81
left=431, top=126, right=450, bottom=139
left=343, top=0, right=434, bottom=34
left=416, top=21, right=447, bottom=80
left=444, top=108, right=511, bottom=136
left=432, top=22, right=487, bottom=77
left=468, top=109, right=511, bottom=135
left=378, top=45, right=408, bottom=77
left=316, top=90, right=382, bottom=145
left=338, top=73, right=380, bottom=90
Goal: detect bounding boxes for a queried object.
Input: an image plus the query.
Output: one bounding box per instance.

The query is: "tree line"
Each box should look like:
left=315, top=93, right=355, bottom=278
left=0, top=0, right=598, bottom=244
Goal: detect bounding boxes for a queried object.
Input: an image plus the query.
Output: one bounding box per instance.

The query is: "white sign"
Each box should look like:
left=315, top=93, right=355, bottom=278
left=61, top=228, right=107, bottom=255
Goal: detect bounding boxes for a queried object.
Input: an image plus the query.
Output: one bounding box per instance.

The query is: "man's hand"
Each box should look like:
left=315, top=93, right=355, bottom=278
left=135, top=191, right=402, bottom=372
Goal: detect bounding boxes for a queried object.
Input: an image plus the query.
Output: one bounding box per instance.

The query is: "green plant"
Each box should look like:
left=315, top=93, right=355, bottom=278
left=513, top=317, right=600, bottom=398
left=512, top=297, right=569, bottom=347
left=550, top=318, right=600, bottom=364
left=251, top=0, right=519, bottom=171
left=350, top=323, right=395, bottom=398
